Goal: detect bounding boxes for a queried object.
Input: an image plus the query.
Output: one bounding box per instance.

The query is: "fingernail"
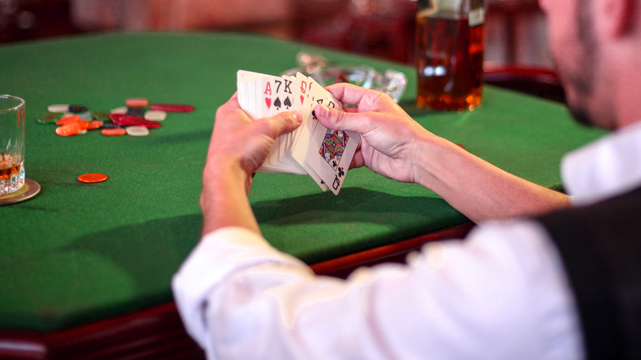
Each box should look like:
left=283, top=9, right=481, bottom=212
left=294, top=112, right=302, bottom=123
left=318, top=105, right=330, bottom=117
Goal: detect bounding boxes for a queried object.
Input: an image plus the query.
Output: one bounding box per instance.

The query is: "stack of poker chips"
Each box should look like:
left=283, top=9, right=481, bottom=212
left=37, top=98, right=196, bottom=137
left=125, top=98, right=147, bottom=117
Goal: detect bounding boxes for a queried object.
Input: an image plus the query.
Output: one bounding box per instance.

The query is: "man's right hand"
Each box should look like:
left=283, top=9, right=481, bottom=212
left=314, top=83, right=446, bottom=184
left=315, top=83, right=571, bottom=223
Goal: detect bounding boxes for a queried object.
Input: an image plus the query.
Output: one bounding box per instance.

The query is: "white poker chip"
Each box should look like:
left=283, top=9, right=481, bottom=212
left=78, top=111, right=92, bottom=121
left=110, top=106, right=127, bottom=114
left=144, top=110, right=167, bottom=121
left=48, top=104, right=69, bottom=113
left=126, top=126, right=149, bottom=136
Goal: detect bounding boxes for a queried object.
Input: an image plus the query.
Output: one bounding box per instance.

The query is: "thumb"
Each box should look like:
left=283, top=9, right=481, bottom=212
left=315, top=104, right=370, bottom=134
left=259, top=111, right=302, bottom=138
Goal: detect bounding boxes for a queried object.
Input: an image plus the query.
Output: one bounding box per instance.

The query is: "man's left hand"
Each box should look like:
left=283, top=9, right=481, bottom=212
left=204, top=92, right=302, bottom=192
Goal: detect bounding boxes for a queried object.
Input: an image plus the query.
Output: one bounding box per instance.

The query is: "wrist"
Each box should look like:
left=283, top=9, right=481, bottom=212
left=203, top=156, right=249, bottom=187
left=201, top=157, right=260, bottom=236
left=412, top=135, right=462, bottom=189
left=202, top=158, right=249, bottom=206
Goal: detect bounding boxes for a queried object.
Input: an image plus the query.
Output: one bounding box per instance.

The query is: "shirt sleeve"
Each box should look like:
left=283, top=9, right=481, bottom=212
left=172, top=221, right=585, bottom=360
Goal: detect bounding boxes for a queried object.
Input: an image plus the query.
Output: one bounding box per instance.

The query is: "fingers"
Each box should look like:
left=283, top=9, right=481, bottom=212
left=256, top=111, right=302, bottom=139
left=315, top=104, right=372, bottom=134
left=325, top=83, right=388, bottom=109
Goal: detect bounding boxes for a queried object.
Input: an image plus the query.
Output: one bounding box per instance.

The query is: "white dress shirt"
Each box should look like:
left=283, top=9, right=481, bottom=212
left=172, top=123, right=641, bottom=360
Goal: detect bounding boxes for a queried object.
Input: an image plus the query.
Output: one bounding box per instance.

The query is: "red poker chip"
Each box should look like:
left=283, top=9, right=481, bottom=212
left=109, top=113, right=161, bottom=129
left=149, top=103, right=195, bottom=113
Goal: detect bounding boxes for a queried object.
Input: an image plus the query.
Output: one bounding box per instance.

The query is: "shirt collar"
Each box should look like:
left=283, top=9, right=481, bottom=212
left=562, top=122, right=641, bottom=206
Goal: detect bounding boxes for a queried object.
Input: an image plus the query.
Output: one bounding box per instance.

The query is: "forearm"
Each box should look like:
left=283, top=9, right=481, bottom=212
left=201, top=161, right=261, bottom=236
left=416, top=137, right=572, bottom=223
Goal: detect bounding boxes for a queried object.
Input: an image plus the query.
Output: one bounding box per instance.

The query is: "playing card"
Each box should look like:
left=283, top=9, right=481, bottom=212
left=290, top=73, right=333, bottom=190
left=236, top=69, right=358, bottom=193
left=306, top=125, right=360, bottom=195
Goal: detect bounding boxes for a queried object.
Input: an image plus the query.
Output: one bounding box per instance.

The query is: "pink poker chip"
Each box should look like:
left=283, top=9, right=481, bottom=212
left=149, top=103, right=195, bottom=113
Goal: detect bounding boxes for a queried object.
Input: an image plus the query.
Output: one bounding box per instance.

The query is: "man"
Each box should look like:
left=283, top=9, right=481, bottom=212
left=172, top=0, right=641, bottom=358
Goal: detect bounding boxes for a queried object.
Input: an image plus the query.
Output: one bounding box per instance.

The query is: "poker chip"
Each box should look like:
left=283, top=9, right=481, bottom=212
left=149, top=103, right=195, bottom=113
left=78, top=173, right=108, bottom=183
left=47, top=98, right=191, bottom=139
left=48, top=104, right=69, bottom=113
left=55, top=122, right=84, bottom=136
left=91, top=110, right=110, bottom=122
left=56, top=115, right=80, bottom=126
left=87, top=120, right=103, bottom=130
left=126, top=126, right=149, bottom=136
left=101, top=128, right=127, bottom=136
left=68, top=105, right=89, bottom=114
left=78, top=111, right=92, bottom=121
left=125, top=98, right=149, bottom=107
left=144, top=110, right=167, bottom=121
left=126, top=106, right=146, bottom=117
left=456, top=143, right=466, bottom=150
left=77, top=120, right=91, bottom=130
left=37, top=112, right=64, bottom=124
left=110, top=114, right=161, bottom=129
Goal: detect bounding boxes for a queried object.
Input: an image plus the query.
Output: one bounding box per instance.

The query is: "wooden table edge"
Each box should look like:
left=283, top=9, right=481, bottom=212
left=0, top=222, right=474, bottom=360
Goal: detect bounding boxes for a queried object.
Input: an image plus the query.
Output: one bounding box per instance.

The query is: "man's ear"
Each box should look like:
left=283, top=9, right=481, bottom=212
left=597, top=0, right=636, bottom=38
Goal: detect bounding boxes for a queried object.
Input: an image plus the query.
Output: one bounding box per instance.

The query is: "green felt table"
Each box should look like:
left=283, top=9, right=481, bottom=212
left=0, top=32, right=604, bottom=344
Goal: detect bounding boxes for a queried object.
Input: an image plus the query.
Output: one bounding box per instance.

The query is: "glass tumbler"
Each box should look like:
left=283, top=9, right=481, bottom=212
left=0, top=95, right=26, bottom=195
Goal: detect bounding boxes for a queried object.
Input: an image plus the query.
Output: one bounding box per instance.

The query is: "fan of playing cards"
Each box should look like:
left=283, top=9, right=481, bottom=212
left=237, top=70, right=361, bottom=195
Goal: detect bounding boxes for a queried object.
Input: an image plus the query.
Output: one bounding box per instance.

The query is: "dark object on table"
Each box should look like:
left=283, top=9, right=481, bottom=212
left=484, top=67, right=566, bottom=103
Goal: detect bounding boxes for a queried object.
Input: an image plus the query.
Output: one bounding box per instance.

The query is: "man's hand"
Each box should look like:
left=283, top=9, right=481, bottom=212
left=204, top=93, right=302, bottom=190
left=200, top=93, right=301, bottom=236
left=316, top=83, right=571, bottom=222
left=315, top=83, right=442, bottom=184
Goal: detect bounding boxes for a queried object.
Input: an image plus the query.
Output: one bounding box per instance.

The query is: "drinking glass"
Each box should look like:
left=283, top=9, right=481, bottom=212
left=0, top=95, right=26, bottom=195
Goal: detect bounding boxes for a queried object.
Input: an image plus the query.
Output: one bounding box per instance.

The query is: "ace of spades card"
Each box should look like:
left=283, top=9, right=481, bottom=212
left=306, top=124, right=360, bottom=195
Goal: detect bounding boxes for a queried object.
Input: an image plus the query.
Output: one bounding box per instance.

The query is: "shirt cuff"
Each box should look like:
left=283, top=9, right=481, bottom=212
left=171, top=227, right=307, bottom=350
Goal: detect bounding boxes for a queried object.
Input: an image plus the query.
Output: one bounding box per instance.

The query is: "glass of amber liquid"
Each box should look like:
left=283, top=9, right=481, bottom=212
left=416, top=0, right=485, bottom=111
left=0, top=95, right=26, bottom=195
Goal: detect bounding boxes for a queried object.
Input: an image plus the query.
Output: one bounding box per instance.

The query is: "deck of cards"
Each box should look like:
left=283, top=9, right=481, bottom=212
left=237, top=70, right=361, bottom=195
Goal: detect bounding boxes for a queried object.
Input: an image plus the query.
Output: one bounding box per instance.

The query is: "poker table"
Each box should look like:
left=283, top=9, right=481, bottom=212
left=0, top=32, right=604, bottom=359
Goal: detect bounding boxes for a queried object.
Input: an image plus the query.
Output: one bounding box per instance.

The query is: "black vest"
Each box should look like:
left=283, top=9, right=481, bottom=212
left=537, top=186, right=641, bottom=360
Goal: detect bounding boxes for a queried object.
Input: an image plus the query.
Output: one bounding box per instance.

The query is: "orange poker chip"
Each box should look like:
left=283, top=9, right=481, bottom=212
left=78, top=173, right=108, bottom=183
left=101, top=128, right=127, bottom=136
left=55, top=122, right=84, bottom=136
left=77, top=120, right=90, bottom=130
left=125, top=98, right=149, bottom=107
left=56, top=115, right=80, bottom=126
left=87, top=120, right=104, bottom=130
